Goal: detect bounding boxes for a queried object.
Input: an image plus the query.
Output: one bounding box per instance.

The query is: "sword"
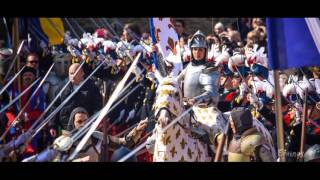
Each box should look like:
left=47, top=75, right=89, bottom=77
left=64, top=18, right=80, bottom=39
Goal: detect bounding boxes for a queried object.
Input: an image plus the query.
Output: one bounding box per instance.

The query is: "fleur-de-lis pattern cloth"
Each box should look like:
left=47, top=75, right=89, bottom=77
left=153, top=78, right=207, bottom=162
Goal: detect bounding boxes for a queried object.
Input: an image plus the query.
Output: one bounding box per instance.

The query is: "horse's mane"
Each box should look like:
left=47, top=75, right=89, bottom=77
left=153, top=77, right=183, bottom=118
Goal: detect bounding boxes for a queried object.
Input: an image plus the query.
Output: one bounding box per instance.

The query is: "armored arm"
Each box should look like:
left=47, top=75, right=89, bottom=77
left=193, top=67, right=220, bottom=105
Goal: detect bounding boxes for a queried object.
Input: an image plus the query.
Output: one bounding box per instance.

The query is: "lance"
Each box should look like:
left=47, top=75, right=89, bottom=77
left=65, top=65, right=145, bottom=141
left=100, top=18, right=151, bottom=78
left=115, top=122, right=139, bottom=137
left=101, top=18, right=119, bottom=41
left=3, top=40, right=25, bottom=84
left=71, top=82, right=142, bottom=144
left=104, top=83, right=143, bottom=133
left=31, top=61, right=104, bottom=138
left=64, top=18, right=80, bottom=39
left=67, top=53, right=141, bottom=161
left=88, top=18, right=100, bottom=29
left=0, top=63, right=55, bottom=141
left=0, top=65, right=26, bottom=95
left=25, top=61, right=86, bottom=134
left=70, top=18, right=86, bottom=34
left=0, top=77, right=40, bottom=115
left=2, top=18, right=11, bottom=48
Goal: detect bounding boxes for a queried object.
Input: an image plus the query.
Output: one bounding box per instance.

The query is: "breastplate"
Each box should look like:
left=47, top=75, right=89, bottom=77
left=183, top=63, right=206, bottom=98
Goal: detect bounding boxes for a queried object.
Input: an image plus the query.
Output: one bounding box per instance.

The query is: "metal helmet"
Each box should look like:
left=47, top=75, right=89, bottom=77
left=110, top=146, right=137, bottom=162
left=0, top=48, right=13, bottom=76
left=189, top=30, right=207, bottom=50
left=53, top=53, right=72, bottom=78
left=304, top=144, right=320, bottom=162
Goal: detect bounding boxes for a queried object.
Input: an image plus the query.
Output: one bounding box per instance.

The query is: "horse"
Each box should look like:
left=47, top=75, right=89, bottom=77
left=152, top=77, right=212, bottom=162
left=151, top=77, right=277, bottom=161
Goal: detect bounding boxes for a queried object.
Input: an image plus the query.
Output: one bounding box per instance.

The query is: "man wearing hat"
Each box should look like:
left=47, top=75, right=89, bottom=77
left=4, top=66, right=46, bottom=157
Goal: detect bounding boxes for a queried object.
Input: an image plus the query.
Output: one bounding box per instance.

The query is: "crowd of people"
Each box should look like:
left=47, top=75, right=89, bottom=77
left=0, top=18, right=320, bottom=162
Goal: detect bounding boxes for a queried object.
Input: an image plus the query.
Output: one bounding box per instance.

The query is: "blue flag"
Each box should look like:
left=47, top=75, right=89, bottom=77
left=148, top=17, right=159, bottom=70
left=267, top=18, right=320, bottom=70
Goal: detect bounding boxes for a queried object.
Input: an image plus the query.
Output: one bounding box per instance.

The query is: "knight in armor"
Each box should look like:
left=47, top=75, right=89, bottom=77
left=176, top=30, right=220, bottom=107
left=43, top=53, right=71, bottom=102
left=175, top=30, right=223, bottom=161
left=220, top=107, right=275, bottom=162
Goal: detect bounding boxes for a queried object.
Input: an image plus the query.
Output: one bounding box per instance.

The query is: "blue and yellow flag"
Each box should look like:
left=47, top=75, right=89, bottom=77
left=27, top=18, right=64, bottom=46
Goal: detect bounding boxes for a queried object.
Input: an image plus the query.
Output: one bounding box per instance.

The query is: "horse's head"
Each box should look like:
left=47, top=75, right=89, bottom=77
left=153, top=77, right=183, bottom=128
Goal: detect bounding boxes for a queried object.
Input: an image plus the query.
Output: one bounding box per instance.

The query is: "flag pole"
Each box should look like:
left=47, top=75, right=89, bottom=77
left=12, top=18, right=22, bottom=111
left=298, top=90, right=308, bottom=161
left=273, top=69, right=286, bottom=162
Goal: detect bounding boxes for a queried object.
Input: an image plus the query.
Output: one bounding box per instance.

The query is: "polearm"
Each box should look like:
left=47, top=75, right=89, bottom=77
left=31, top=61, right=104, bottom=138
left=105, top=83, right=142, bottom=132
left=0, top=63, right=55, bottom=142
left=64, top=18, right=80, bottom=39
left=0, top=65, right=26, bottom=95
left=25, top=61, right=85, bottom=133
left=108, top=18, right=160, bottom=71
left=2, top=18, right=11, bottom=48
left=101, top=18, right=119, bottom=41
left=114, top=122, right=139, bottom=138
left=100, top=18, right=151, bottom=76
left=298, top=90, right=308, bottom=161
left=71, top=82, right=142, bottom=143
left=67, top=53, right=141, bottom=161
left=0, top=77, right=40, bottom=115
left=70, top=18, right=86, bottom=34
left=89, top=18, right=100, bottom=29
left=3, top=40, right=25, bottom=84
